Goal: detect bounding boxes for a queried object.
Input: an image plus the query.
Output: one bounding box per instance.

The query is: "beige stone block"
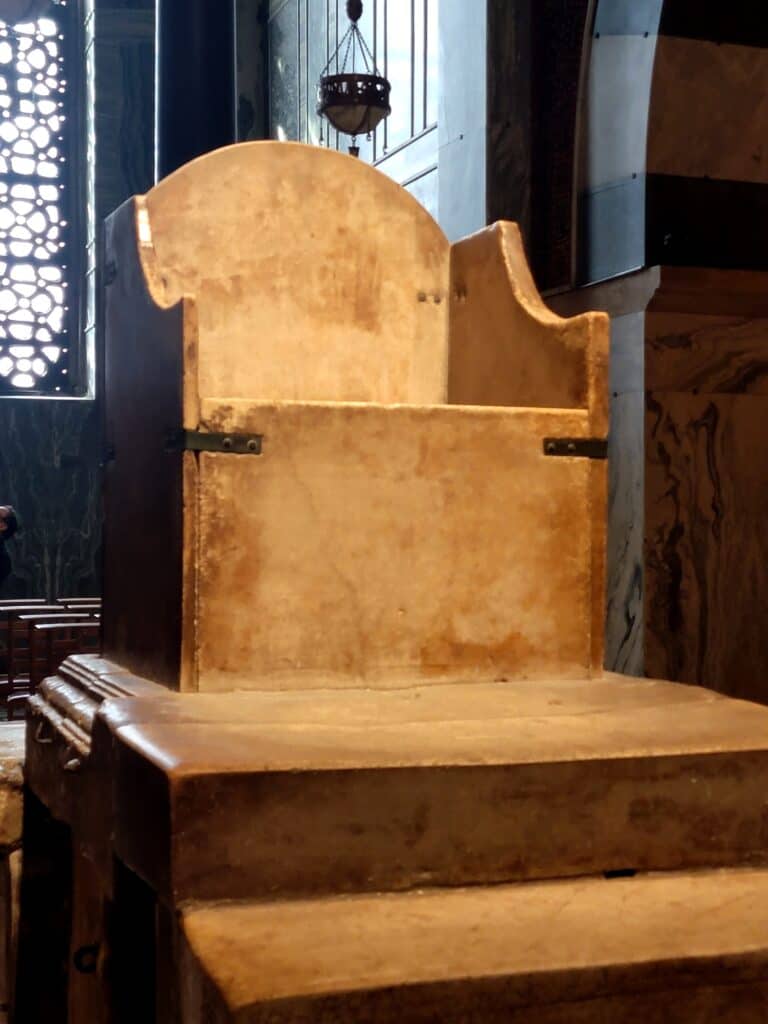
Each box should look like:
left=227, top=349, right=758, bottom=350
left=448, top=222, right=608, bottom=435
left=179, top=869, right=768, bottom=1022
left=143, top=141, right=450, bottom=407
left=0, top=727, right=24, bottom=850
left=191, top=401, right=598, bottom=690
left=109, top=675, right=768, bottom=903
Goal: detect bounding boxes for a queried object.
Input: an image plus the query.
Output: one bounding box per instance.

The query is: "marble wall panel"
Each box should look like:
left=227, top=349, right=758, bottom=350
left=0, top=401, right=101, bottom=599
left=645, top=391, right=768, bottom=701
left=606, top=388, right=643, bottom=675
left=645, top=299, right=768, bottom=701
left=604, top=311, right=645, bottom=676
left=549, top=272, right=656, bottom=678
left=646, top=313, right=768, bottom=394
left=649, top=37, right=768, bottom=186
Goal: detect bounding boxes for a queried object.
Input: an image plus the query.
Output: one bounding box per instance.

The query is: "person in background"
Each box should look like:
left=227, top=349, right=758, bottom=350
left=0, top=506, right=18, bottom=590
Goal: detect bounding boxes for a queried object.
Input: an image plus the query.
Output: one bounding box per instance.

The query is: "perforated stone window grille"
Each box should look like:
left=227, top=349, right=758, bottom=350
left=0, top=1, right=83, bottom=395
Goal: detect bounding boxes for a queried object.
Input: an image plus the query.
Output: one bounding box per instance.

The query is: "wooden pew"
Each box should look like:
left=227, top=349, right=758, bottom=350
left=0, top=606, right=65, bottom=685
left=6, top=611, right=88, bottom=690
left=7, top=621, right=102, bottom=720
left=0, top=602, right=57, bottom=668
left=29, top=620, right=101, bottom=688
left=0, top=602, right=62, bottom=638
left=16, top=613, right=94, bottom=689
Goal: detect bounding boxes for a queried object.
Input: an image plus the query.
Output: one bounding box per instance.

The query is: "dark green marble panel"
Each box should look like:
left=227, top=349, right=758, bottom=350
left=0, top=400, right=101, bottom=599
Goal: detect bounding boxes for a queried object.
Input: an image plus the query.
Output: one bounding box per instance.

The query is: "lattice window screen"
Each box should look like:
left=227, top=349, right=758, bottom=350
left=0, top=2, right=81, bottom=395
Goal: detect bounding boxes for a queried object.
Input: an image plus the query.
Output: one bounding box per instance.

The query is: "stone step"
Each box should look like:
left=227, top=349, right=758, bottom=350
left=105, top=673, right=768, bottom=903
left=179, top=868, right=768, bottom=1023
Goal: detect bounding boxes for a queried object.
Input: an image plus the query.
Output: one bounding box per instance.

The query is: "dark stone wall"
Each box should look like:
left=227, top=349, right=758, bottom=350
left=0, top=401, right=101, bottom=599
left=0, top=0, right=155, bottom=599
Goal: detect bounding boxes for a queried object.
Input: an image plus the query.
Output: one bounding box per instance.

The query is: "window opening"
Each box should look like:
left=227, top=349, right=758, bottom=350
left=0, top=1, right=82, bottom=395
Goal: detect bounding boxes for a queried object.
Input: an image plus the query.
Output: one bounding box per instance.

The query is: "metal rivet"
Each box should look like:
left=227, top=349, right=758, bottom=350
left=73, top=944, right=100, bottom=974
left=567, top=442, right=576, bottom=452
left=246, top=439, right=259, bottom=453
left=221, top=437, right=233, bottom=450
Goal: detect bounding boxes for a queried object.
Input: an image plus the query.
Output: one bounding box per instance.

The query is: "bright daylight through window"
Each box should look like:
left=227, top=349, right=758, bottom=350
left=0, top=5, right=72, bottom=394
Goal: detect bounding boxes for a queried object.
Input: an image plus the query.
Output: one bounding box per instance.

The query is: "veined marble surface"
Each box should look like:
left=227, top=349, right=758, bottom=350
left=645, top=309, right=768, bottom=701
left=0, top=400, right=101, bottom=599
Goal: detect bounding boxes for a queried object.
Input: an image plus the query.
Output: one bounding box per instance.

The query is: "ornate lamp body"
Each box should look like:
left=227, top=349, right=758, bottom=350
left=316, top=0, right=390, bottom=154
left=317, top=73, right=391, bottom=137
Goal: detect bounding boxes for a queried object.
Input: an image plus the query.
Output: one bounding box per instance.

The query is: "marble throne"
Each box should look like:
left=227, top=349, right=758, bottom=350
left=16, top=143, right=768, bottom=1024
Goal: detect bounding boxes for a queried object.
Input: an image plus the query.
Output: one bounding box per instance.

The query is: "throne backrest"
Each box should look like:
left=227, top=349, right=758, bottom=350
left=102, top=142, right=609, bottom=690
left=141, top=141, right=450, bottom=407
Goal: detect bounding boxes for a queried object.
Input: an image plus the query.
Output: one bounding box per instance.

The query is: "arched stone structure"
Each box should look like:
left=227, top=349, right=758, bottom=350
left=554, top=1, right=768, bottom=699
left=642, top=8, right=768, bottom=697
left=647, top=4, right=768, bottom=270
left=577, top=0, right=664, bottom=284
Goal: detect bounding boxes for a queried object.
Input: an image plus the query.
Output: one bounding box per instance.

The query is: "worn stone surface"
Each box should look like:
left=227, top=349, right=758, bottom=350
left=194, top=402, right=597, bottom=690
left=27, top=651, right=768, bottom=1021
left=144, top=142, right=450, bottom=407
left=0, top=401, right=101, bottom=601
left=0, top=726, right=23, bottom=850
left=106, top=674, right=768, bottom=903
left=180, top=869, right=768, bottom=1023
left=448, top=223, right=609, bottom=429
left=646, top=312, right=768, bottom=394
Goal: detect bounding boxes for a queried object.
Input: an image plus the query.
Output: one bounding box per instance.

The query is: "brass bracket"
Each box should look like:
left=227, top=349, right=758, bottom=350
left=543, top=437, right=608, bottom=460
left=165, top=430, right=263, bottom=455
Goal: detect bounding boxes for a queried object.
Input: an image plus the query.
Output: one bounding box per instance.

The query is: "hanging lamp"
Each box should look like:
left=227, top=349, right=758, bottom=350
left=317, top=0, right=391, bottom=157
